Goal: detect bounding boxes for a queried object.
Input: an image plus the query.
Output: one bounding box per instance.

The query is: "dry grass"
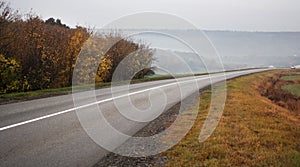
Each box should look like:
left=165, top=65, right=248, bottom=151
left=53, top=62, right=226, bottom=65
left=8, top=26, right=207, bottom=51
left=162, top=70, right=300, bottom=167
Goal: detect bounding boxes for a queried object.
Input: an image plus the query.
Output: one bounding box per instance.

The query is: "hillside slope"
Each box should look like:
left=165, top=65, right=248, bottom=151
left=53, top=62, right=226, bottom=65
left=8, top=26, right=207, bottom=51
left=164, top=70, right=300, bottom=166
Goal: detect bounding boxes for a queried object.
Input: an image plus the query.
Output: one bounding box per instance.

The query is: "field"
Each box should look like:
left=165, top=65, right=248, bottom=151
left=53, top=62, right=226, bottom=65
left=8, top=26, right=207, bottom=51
left=282, top=84, right=300, bottom=97
left=282, top=75, right=300, bottom=81
left=281, top=75, right=300, bottom=97
left=162, top=70, right=300, bottom=166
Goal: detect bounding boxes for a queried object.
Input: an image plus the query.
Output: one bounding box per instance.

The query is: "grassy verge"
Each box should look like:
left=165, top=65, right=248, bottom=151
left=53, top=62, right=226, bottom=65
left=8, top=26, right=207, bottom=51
left=0, top=82, right=111, bottom=98
left=0, top=68, right=268, bottom=105
left=0, top=68, right=261, bottom=103
left=282, top=84, right=300, bottom=97
left=0, top=76, right=172, bottom=103
left=162, top=70, right=300, bottom=166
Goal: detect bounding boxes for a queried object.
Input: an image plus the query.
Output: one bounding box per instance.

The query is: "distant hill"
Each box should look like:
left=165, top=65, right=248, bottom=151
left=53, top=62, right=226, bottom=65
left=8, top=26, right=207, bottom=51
left=103, top=29, right=300, bottom=73
left=205, top=31, right=300, bottom=68
left=148, top=30, right=300, bottom=73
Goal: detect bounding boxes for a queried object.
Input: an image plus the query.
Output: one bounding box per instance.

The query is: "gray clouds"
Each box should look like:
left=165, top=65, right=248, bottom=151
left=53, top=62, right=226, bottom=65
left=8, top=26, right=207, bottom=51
left=7, top=0, right=300, bottom=31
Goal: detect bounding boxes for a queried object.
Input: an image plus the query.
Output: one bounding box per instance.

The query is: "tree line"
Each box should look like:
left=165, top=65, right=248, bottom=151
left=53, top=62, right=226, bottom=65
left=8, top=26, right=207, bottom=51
left=0, top=1, right=153, bottom=94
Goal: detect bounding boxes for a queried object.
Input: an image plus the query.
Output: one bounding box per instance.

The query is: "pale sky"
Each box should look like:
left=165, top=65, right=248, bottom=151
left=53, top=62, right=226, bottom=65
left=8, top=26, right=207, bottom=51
left=7, top=0, right=300, bottom=31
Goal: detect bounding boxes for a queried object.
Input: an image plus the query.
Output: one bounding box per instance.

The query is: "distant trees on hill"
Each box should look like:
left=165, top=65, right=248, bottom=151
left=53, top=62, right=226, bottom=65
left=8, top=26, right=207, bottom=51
left=0, top=1, right=153, bottom=93
left=45, top=17, right=69, bottom=28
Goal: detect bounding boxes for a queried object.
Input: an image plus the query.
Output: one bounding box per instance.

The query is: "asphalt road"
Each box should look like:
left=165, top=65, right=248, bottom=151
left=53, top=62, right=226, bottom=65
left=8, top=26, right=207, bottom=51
left=0, top=69, right=267, bottom=167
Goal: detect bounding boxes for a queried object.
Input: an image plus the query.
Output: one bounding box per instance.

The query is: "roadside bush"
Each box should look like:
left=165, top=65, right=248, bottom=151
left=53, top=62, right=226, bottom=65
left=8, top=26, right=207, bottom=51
left=0, top=54, right=28, bottom=93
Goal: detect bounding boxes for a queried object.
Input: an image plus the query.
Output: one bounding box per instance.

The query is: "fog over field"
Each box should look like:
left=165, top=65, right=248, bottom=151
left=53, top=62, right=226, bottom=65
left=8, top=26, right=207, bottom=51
left=125, top=30, right=300, bottom=74
left=205, top=31, right=300, bottom=69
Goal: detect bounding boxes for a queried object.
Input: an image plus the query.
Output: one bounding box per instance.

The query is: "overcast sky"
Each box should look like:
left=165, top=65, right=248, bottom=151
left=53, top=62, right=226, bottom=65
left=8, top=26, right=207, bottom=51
left=7, top=0, right=300, bottom=31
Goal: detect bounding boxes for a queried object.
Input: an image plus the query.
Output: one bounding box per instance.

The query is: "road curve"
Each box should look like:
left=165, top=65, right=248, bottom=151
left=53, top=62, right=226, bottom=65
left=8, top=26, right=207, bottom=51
left=0, top=69, right=267, bottom=167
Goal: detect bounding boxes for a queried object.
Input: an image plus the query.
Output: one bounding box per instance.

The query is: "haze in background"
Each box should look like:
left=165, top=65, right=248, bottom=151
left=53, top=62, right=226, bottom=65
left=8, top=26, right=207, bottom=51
left=128, top=30, right=300, bottom=74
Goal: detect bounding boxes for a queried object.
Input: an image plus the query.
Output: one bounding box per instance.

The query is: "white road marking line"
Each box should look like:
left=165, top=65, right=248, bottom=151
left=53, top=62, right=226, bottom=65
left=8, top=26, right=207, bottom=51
left=0, top=70, right=256, bottom=132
